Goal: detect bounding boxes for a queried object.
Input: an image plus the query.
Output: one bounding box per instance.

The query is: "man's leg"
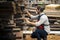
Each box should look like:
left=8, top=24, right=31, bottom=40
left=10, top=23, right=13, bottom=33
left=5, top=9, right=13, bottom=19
left=31, top=29, right=41, bottom=40
left=36, top=33, right=41, bottom=40
left=35, top=29, right=41, bottom=40
left=42, top=30, right=48, bottom=40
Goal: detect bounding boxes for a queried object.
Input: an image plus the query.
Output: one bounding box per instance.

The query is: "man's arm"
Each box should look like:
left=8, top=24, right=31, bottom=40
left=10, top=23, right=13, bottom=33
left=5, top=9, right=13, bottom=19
left=24, top=16, right=46, bottom=26
left=26, top=11, right=38, bottom=19
left=24, top=18, right=36, bottom=26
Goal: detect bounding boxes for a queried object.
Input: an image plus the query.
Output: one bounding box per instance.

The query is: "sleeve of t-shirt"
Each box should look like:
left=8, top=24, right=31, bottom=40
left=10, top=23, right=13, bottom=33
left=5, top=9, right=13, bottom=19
left=30, top=15, right=39, bottom=19
left=35, top=15, right=47, bottom=26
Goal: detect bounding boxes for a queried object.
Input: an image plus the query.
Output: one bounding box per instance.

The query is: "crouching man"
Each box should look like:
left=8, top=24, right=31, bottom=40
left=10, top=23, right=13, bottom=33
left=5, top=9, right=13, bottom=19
left=24, top=6, right=50, bottom=40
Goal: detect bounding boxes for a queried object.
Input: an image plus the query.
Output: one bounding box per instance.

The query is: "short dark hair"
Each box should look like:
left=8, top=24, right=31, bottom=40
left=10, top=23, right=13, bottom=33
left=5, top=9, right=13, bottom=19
left=37, top=5, right=41, bottom=10
left=37, top=5, right=45, bottom=12
left=40, top=8, right=45, bottom=12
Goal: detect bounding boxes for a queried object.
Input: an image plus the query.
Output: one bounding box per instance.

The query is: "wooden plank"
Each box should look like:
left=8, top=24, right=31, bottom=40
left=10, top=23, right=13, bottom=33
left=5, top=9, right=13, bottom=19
left=50, top=28, right=60, bottom=31
left=50, top=28, right=60, bottom=30
left=47, top=15, right=60, bottom=17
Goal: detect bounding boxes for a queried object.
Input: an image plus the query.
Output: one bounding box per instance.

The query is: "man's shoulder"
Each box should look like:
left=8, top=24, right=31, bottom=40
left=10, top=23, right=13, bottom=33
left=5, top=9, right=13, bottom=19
left=40, top=14, right=47, bottom=19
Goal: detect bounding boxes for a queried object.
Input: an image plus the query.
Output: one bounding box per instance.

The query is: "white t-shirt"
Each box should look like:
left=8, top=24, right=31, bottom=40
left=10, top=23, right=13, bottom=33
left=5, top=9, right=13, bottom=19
left=30, top=12, right=50, bottom=33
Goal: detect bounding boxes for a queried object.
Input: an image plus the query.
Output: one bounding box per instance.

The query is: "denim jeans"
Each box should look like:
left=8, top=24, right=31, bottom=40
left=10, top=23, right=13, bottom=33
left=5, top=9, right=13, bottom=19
left=31, top=29, right=48, bottom=40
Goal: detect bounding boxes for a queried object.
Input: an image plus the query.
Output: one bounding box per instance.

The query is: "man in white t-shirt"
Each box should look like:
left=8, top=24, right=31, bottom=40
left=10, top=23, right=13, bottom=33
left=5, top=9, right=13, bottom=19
left=24, top=6, right=50, bottom=40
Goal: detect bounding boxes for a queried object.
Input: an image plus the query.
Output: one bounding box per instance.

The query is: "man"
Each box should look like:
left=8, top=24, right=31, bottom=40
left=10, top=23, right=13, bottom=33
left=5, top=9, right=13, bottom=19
left=24, top=6, right=50, bottom=40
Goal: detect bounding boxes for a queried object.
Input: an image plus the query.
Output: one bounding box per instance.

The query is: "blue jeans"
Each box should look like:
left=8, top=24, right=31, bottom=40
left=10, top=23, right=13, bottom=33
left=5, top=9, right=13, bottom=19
left=31, top=29, right=48, bottom=40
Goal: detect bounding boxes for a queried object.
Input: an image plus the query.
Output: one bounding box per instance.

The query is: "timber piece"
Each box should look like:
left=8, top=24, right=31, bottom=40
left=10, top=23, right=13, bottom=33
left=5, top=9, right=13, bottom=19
left=50, top=28, right=60, bottom=31
left=12, top=28, right=21, bottom=32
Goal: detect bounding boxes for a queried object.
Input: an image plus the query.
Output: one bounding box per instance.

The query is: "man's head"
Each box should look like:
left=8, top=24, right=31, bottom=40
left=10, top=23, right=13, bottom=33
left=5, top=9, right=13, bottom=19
left=36, top=5, right=45, bottom=14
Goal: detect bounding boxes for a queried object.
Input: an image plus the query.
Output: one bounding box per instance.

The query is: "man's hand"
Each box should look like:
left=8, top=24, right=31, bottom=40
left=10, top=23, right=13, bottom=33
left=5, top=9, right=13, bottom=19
left=23, top=18, right=36, bottom=26
left=26, top=10, right=29, bottom=13
left=24, top=18, right=30, bottom=24
left=25, top=10, right=32, bottom=17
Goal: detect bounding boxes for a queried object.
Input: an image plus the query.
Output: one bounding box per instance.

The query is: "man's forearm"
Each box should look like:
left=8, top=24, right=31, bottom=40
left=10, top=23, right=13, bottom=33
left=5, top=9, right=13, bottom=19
left=24, top=18, right=36, bottom=26
left=29, top=22, right=36, bottom=26
left=27, top=12, right=31, bottom=17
